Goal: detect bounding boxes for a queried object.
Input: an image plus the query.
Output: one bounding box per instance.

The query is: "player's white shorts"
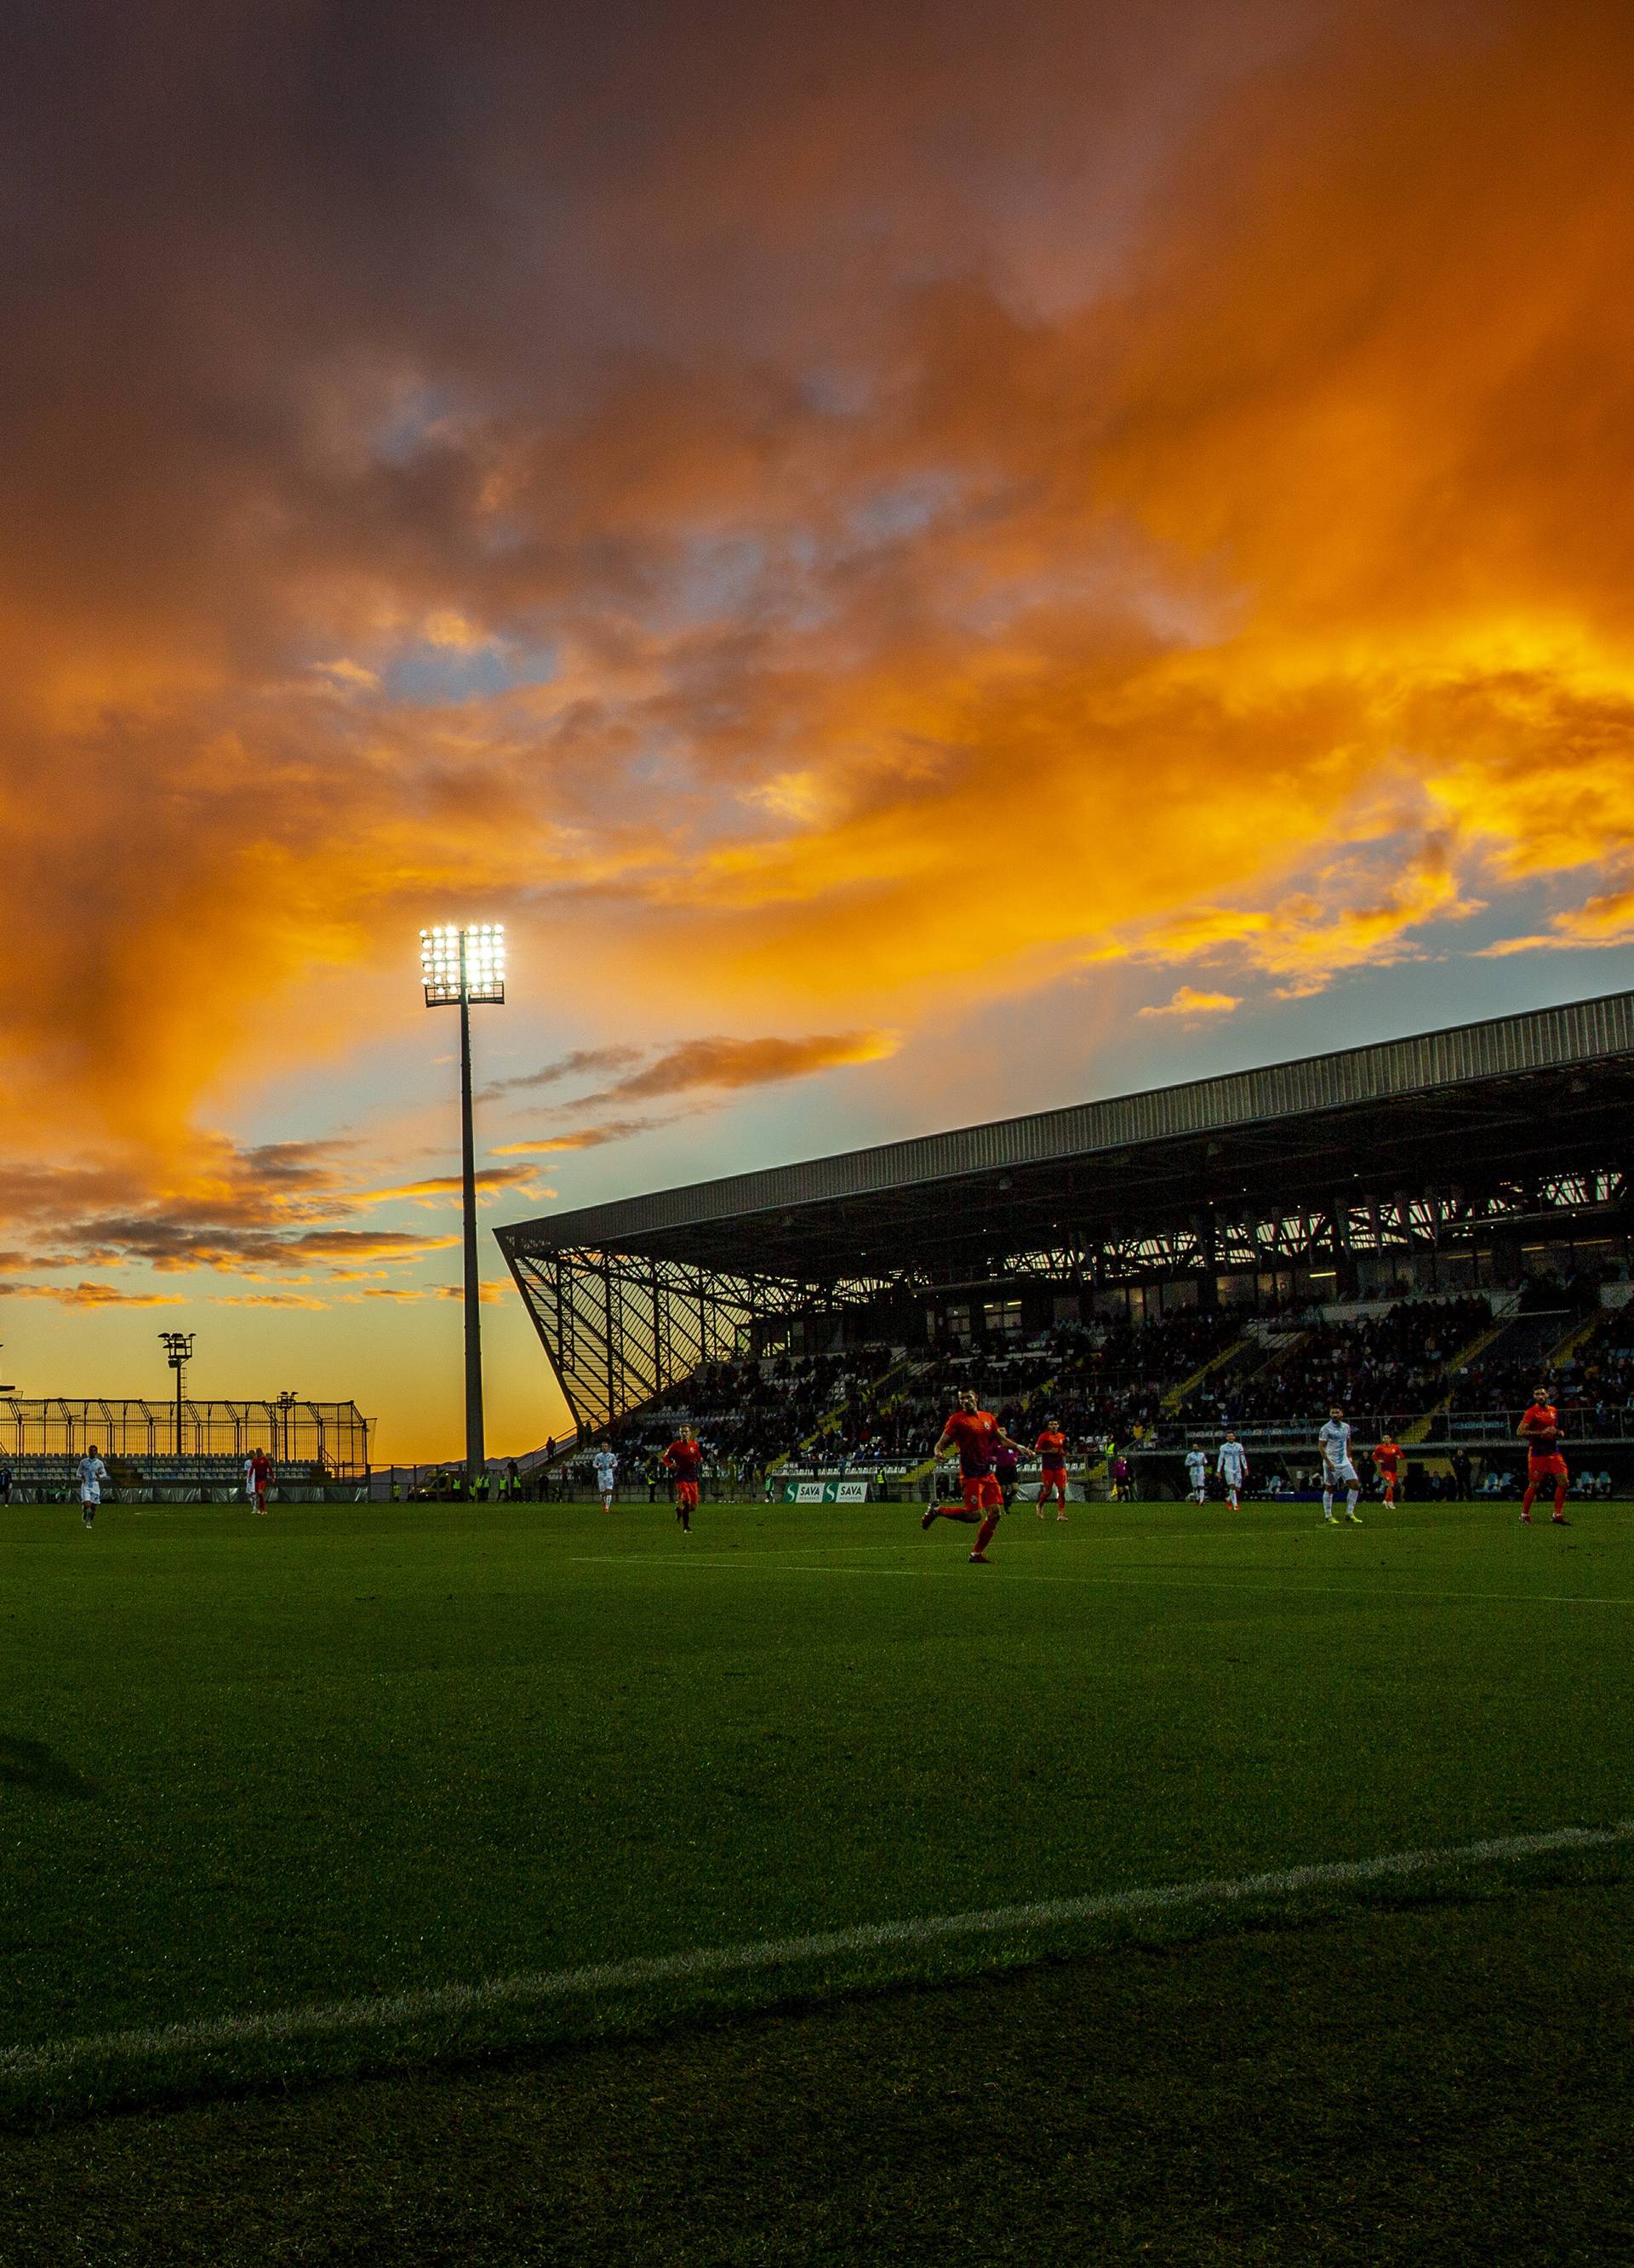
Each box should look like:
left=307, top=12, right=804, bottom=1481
left=1324, top=1460, right=1360, bottom=1488
left=80, top=1485, right=101, bottom=1505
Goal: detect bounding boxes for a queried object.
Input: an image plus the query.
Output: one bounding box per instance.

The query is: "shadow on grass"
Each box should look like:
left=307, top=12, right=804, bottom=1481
left=0, top=1737, right=100, bottom=1801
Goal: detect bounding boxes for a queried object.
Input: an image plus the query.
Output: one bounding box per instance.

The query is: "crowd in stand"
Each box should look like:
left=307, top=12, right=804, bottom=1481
left=1432, top=1293, right=1634, bottom=1436
left=553, top=1286, right=1634, bottom=1487
left=601, top=1344, right=900, bottom=1476
left=1450, top=1302, right=1634, bottom=1438
left=1230, top=1295, right=1491, bottom=1427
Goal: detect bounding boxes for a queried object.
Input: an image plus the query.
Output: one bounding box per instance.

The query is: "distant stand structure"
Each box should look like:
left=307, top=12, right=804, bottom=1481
left=0, top=1398, right=373, bottom=1477
left=498, top=991, right=1634, bottom=1437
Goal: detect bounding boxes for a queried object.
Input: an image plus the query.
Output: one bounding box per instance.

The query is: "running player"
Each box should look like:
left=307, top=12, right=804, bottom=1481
left=1318, top=1406, right=1363, bottom=1525
left=1185, top=1442, right=1208, bottom=1505
left=78, top=1444, right=108, bottom=1529
left=591, top=1443, right=619, bottom=1512
left=1371, top=1434, right=1404, bottom=1510
left=245, top=1446, right=272, bottom=1516
left=661, top=1426, right=703, bottom=1533
left=921, top=1390, right=1022, bottom=1565
left=1215, top=1431, right=1248, bottom=1510
left=1517, top=1387, right=1571, bottom=1525
left=993, top=1435, right=1020, bottom=1510
left=1035, top=1416, right=1069, bottom=1520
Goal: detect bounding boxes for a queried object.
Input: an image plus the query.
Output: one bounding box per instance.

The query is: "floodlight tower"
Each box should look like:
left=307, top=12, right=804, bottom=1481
left=275, top=1388, right=298, bottom=1466
left=420, top=924, right=506, bottom=1488
left=159, top=1331, right=195, bottom=1459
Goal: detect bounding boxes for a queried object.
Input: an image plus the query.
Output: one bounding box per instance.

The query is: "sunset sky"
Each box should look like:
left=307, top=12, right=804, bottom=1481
left=3, top=0, right=1632, bottom=1460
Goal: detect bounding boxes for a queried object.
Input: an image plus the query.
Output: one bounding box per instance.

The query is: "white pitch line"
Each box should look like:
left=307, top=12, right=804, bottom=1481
left=3, top=1821, right=1630, bottom=2088
left=567, top=1556, right=1634, bottom=1609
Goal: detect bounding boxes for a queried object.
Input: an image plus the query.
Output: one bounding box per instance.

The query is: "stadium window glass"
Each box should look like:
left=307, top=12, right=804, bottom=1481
left=983, top=1300, right=1024, bottom=1338
left=945, top=1303, right=971, bottom=1340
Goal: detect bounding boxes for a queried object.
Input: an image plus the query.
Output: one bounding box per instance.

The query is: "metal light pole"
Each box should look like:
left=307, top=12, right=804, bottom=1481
left=276, top=1389, right=298, bottom=1466
left=420, top=924, right=506, bottom=1490
left=159, top=1332, right=195, bottom=1459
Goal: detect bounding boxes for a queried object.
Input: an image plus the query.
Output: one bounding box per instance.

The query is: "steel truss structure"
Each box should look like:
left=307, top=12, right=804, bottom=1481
left=986, top=1170, right=1632, bottom=1289
left=504, top=1250, right=904, bottom=1438
left=497, top=991, right=1634, bottom=1435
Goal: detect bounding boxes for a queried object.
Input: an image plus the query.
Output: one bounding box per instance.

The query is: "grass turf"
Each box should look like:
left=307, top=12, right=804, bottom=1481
left=4, top=1882, right=1632, bottom=2263
left=1, top=1494, right=1631, bottom=2129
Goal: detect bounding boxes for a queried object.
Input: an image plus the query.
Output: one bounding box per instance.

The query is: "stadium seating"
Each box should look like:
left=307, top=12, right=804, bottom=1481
left=71, top=1293, right=1634, bottom=1501
left=1225, top=1294, right=1493, bottom=1436
left=573, top=1287, right=1634, bottom=1491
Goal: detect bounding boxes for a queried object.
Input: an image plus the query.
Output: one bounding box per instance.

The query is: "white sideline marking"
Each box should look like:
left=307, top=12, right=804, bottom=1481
left=569, top=1555, right=1634, bottom=1609
left=3, top=1821, right=1630, bottom=2088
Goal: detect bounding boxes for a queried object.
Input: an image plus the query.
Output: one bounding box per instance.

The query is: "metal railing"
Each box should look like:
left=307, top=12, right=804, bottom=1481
left=0, top=1397, right=373, bottom=1477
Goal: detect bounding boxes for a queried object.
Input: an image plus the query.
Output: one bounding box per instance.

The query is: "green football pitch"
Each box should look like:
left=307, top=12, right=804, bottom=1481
left=3, top=1494, right=1632, bottom=2258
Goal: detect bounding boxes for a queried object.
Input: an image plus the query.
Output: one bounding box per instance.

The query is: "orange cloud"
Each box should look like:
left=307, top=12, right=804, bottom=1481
left=491, top=1031, right=899, bottom=1152
left=4, top=0, right=1634, bottom=1404
left=0, top=1281, right=186, bottom=1308
left=493, top=1120, right=659, bottom=1156
left=356, top=1168, right=552, bottom=1208
left=1478, top=877, right=1634, bottom=958
left=210, top=1292, right=333, bottom=1310
left=1139, top=986, right=1240, bottom=1020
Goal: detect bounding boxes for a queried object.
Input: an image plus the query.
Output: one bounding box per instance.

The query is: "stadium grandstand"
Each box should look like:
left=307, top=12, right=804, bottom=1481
left=0, top=1397, right=373, bottom=1500
left=498, top=991, right=1634, bottom=1500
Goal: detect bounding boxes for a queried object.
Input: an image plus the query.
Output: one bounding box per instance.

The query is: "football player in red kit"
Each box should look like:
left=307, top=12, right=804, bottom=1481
left=662, top=1426, right=704, bottom=1532
left=920, top=1390, right=1023, bottom=1564
left=1035, top=1418, right=1069, bottom=1520
left=1517, top=1389, right=1570, bottom=1525
left=1371, top=1436, right=1404, bottom=1510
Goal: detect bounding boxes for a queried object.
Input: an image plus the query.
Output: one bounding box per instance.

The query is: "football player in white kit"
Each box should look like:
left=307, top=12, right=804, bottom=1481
left=591, top=1445, right=619, bottom=1512
left=1185, top=1443, right=1208, bottom=1504
left=78, top=1444, right=108, bottom=1529
left=1215, top=1431, right=1248, bottom=1510
left=1318, top=1404, right=1363, bottom=1525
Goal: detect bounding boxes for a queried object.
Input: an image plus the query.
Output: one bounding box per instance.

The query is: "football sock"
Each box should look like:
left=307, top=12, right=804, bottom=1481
left=1346, top=1490, right=1360, bottom=1516
left=1521, top=1482, right=1537, bottom=1517
left=1322, top=1490, right=1334, bottom=1518
left=1554, top=1486, right=1568, bottom=1517
left=974, top=1511, right=1000, bottom=1555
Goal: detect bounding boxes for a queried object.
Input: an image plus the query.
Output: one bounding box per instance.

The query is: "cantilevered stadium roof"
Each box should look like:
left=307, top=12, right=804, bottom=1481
left=497, top=991, right=1634, bottom=1430
left=500, top=990, right=1634, bottom=1282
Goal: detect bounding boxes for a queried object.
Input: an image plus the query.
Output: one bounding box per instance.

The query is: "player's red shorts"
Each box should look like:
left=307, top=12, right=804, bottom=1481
left=961, top=1473, right=1003, bottom=1513
left=1038, top=1467, right=1067, bottom=1500
left=1527, top=1454, right=1568, bottom=1482
left=676, top=1480, right=700, bottom=1508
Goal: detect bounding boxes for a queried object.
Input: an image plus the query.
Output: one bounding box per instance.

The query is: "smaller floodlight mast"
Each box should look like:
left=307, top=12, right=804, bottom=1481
left=419, top=924, right=506, bottom=1488
left=159, top=1331, right=195, bottom=1460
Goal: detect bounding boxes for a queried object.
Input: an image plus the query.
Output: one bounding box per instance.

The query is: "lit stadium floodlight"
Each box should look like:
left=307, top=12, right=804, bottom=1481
left=159, top=1330, right=196, bottom=1459
left=420, top=923, right=505, bottom=1007
left=419, top=923, right=508, bottom=1488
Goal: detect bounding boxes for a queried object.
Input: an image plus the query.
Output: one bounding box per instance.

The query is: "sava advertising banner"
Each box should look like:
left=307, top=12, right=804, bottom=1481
left=783, top=1479, right=871, bottom=1505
